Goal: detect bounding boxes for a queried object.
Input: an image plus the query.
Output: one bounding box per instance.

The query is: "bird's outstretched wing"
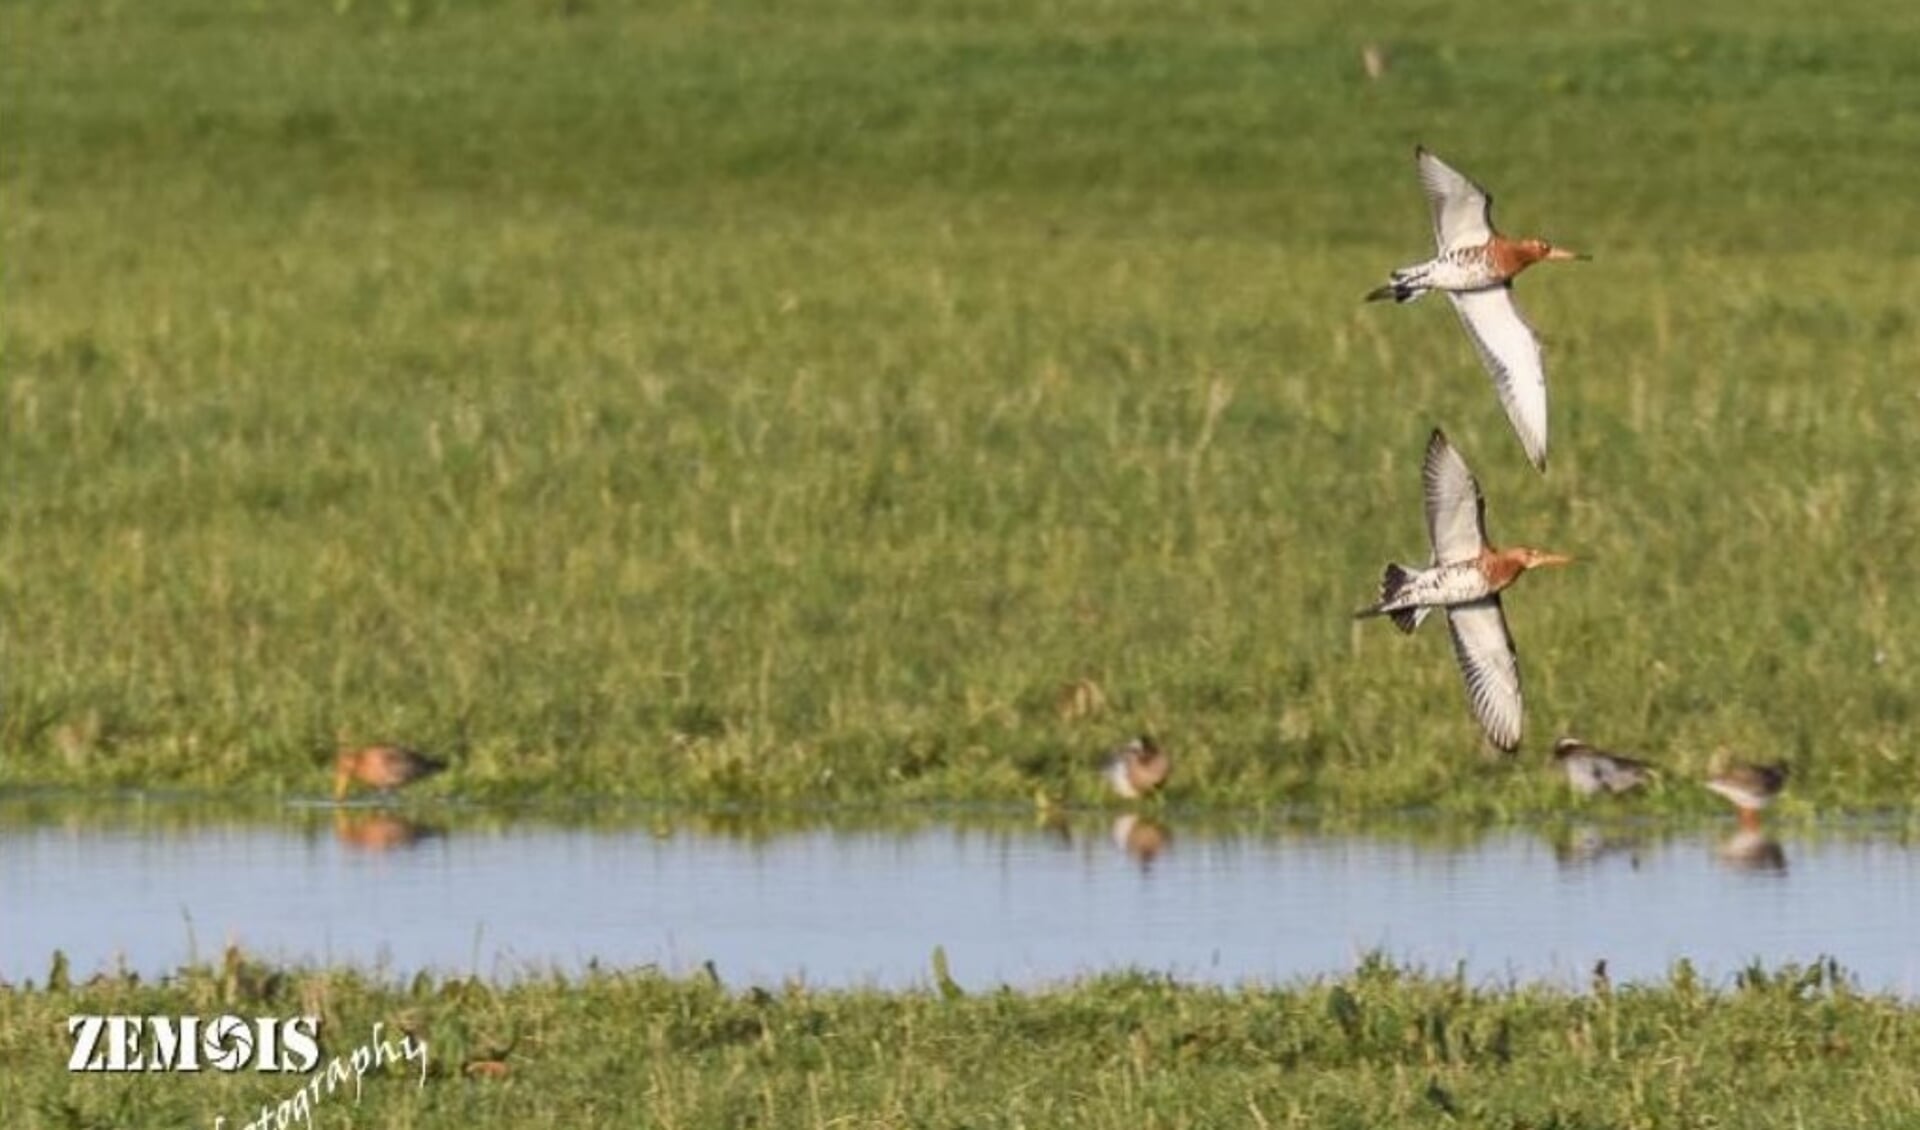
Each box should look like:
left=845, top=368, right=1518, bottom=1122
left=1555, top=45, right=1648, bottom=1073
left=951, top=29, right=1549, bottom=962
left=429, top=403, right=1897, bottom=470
left=1417, top=147, right=1496, bottom=254
left=1446, top=286, right=1549, bottom=471
left=1445, top=596, right=1522, bottom=752
left=1422, top=428, right=1490, bottom=565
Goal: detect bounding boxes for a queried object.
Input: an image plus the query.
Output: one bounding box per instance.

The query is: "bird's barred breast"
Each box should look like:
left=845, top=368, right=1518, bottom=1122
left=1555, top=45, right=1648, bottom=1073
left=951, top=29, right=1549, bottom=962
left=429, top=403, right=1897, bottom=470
left=1425, top=247, right=1504, bottom=292
left=1396, top=563, right=1494, bottom=609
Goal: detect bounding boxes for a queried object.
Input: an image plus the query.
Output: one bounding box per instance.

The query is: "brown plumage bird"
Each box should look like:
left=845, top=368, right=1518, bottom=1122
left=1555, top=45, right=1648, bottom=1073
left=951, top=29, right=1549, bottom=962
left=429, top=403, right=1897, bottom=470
left=332, top=745, right=448, bottom=800
left=1365, top=147, right=1587, bottom=471
left=1705, top=760, right=1789, bottom=829
left=1355, top=430, right=1573, bottom=751
left=1103, top=735, right=1170, bottom=800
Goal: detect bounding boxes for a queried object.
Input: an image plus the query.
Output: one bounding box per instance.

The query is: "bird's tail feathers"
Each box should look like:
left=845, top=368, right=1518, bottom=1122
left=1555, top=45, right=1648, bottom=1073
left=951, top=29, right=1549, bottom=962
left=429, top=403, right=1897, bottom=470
left=1355, top=564, right=1428, bottom=632
left=1365, top=272, right=1426, bottom=304
left=1380, top=564, right=1430, bottom=633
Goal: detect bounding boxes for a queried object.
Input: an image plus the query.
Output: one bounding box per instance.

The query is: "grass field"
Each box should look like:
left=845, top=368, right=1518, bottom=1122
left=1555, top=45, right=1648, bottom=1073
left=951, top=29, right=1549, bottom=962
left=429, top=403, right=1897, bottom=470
left=5, top=0, right=1919, bottom=815
left=7, top=952, right=1920, bottom=1128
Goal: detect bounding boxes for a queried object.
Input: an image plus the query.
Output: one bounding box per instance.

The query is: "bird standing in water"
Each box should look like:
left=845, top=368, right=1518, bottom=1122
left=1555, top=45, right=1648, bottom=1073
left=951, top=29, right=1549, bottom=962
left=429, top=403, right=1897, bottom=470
left=1356, top=429, right=1574, bottom=752
left=1705, top=760, right=1789, bottom=829
left=1368, top=147, right=1586, bottom=471
left=333, top=744, right=448, bottom=800
left=1553, top=737, right=1655, bottom=797
left=1103, top=735, right=1170, bottom=800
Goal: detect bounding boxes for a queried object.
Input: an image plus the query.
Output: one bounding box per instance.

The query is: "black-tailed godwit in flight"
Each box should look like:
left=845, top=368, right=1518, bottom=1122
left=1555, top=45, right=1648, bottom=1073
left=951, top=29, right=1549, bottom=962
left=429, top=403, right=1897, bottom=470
left=1355, top=429, right=1573, bottom=751
left=1368, top=147, right=1586, bottom=471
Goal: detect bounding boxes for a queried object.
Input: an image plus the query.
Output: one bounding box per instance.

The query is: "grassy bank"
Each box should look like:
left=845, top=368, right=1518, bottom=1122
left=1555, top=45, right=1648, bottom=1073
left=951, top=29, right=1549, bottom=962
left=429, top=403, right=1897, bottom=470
left=5, top=952, right=1919, bottom=1128
left=4, top=0, right=1918, bottom=812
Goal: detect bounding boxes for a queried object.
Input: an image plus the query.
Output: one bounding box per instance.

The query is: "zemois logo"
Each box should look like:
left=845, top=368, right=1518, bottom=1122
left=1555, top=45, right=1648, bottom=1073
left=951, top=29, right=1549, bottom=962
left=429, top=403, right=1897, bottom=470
left=67, top=1014, right=430, bottom=1130
left=67, top=1015, right=322, bottom=1073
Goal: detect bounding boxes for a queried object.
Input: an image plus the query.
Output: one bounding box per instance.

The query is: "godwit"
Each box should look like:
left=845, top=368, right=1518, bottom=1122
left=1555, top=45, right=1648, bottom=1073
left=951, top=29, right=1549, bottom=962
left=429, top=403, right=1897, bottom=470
left=1705, top=760, right=1788, bottom=829
left=1367, top=147, right=1585, bottom=471
left=1103, top=734, right=1170, bottom=800
left=1552, top=737, right=1654, bottom=796
left=1355, top=429, right=1573, bottom=751
left=332, top=744, right=448, bottom=800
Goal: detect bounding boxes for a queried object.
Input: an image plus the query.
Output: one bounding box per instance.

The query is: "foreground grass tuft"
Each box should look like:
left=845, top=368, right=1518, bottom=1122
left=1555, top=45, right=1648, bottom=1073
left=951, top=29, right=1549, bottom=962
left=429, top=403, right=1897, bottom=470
left=5, top=951, right=1919, bottom=1128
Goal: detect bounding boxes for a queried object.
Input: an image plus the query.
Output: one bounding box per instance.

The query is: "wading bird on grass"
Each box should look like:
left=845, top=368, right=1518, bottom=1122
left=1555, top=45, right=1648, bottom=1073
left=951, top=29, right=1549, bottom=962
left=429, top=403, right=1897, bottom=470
left=1103, top=735, right=1170, bottom=800
left=1705, top=760, right=1789, bottom=829
left=1367, top=147, right=1586, bottom=471
left=1355, top=429, right=1573, bottom=752
left=333, top=744, right=448, bottom=800
left=1553, top=737, right=1655, bottom=796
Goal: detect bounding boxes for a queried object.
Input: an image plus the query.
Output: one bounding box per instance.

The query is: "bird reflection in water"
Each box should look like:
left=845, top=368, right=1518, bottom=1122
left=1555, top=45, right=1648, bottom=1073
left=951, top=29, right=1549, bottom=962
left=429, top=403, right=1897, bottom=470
left=1111, top=814, right=1171, bottom=871
left=1716, top=827, right=1787, bottom=874
left=1548, top=823, right=1644, bottom=870
left=332, top=810, right=443, bottom=853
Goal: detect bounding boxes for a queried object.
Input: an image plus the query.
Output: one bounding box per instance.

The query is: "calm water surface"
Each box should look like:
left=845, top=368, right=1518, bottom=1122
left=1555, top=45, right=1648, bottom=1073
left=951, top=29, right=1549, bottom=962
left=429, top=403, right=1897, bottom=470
left=5, top=797, right=1917, bottom=994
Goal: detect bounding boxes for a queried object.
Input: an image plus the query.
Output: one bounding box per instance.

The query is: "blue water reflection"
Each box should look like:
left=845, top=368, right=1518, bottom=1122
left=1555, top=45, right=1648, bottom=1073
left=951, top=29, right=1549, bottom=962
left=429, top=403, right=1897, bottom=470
left=4, top=800, right=1915, bottom=994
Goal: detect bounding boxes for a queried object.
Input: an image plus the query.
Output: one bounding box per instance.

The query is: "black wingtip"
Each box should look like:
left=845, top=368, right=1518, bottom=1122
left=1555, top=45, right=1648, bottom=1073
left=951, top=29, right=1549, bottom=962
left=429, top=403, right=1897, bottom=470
left=1378, top=562, right=1414, bottom=603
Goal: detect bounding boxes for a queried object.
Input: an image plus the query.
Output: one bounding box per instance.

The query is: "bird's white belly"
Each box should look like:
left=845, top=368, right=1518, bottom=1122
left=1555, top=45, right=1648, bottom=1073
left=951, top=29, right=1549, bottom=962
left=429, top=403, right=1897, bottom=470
left=1420, top=250, right=1504, bottom=292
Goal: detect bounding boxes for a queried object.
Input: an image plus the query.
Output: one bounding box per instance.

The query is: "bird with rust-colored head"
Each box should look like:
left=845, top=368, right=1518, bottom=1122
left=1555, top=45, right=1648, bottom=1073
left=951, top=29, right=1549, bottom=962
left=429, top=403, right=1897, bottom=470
left=1356, top=429, right=1574, bottom=752
left=332, top=744, right=448, bottom=800
left=1366, top=147, right=1587, bottom=471
left=1102, top=734, right=1170, bottom=801
left=1705, top=759, right=1789, bottom=829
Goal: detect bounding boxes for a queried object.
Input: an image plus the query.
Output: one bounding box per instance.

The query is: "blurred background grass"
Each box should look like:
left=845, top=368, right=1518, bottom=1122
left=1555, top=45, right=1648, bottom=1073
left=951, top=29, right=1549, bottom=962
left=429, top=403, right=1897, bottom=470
left=4, top=0, right=1918, bottom=812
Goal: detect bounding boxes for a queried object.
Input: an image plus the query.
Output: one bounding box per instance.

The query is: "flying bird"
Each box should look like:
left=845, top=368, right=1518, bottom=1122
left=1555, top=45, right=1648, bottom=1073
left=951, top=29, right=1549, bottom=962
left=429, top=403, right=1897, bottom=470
left=332, top=744, right=448, bottom=800
left=1103, top=734, right=1170, bottom=800
left=1553, top=737, right=1655, bottom=796
left=1367, top=147, right=1586, bottom=471
left=1356, top=429, right=1574, bottom=751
